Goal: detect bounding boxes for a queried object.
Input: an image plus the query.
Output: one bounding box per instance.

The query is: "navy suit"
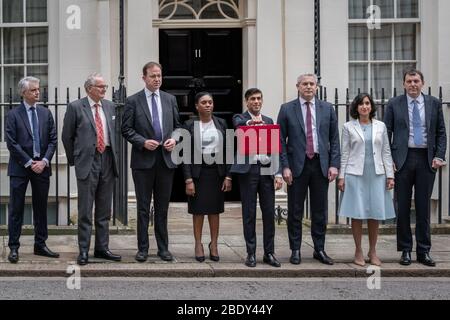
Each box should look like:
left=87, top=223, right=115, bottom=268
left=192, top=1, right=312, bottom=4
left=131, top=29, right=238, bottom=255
left=5, top=103, right=57, bottom=249
left=384, top=94, right=447, bottom=254
left=230, top=111, right=277, bottom=255
left=277, top=98, right=340, bottom=252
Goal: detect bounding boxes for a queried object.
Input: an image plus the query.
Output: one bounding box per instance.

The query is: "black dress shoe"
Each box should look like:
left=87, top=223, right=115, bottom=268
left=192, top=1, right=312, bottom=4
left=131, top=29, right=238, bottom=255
left=157, top=250, right=174, bottom=262
left=290, top=250, right=301, bottom=265
left=263, top=253, right=281, bottom=268
left=135, top=251, right=148, bottom=262
left=245, top=254, right=256, bottom=267
left=94, top=250, right=122, bottom=261
left=34, top=245, right=60, bottom=258
left=8, top=249, right=19, bottom=263
left=77, top=252, right=88, bottom=266
left=313, top=250, right=334, bottom=265
left=417, top=252, right=436, bottom=267
left=208, top=242, right=220, bottom=262
left=399, top=250, right=412, bottom=266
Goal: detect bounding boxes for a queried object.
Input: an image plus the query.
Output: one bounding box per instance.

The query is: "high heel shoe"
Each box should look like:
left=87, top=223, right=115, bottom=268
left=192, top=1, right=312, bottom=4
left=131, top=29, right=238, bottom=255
left=209, top=242, right=220, bottom=262
left=195, top=244, right=205, bottom=263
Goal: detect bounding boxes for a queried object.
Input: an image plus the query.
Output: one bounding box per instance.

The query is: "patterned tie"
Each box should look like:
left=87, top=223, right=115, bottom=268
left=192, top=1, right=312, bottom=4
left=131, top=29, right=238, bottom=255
left=30, top=106, right=41, bottom=157
left=151, top=93, right=162, bottom=143
left=412, top=99, right=423, bottom=146
left=94, top=104, right=105, bottom=153
left=305, top=101, right=315, bottom=159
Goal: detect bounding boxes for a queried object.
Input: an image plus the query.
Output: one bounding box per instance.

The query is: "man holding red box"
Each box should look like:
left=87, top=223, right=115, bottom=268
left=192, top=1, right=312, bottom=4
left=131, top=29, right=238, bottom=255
left=231, top=88, right=283, bottom=268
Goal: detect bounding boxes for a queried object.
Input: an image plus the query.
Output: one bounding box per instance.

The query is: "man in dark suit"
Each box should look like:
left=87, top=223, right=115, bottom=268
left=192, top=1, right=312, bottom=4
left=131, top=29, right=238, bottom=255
left=277, top=74, right=340, bottom=265
left=122, top=62, right=180, bottom=262
left=5, top=76, right=59, bottom=263
left=62, top=73, right=121, bottom=265
left=384, top=69, right=446, bottom=267
left=231, top=88, right=283, bottom=268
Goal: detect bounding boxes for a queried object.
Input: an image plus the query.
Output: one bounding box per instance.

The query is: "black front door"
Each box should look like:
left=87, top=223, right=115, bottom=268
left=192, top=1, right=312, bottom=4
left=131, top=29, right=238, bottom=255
left=159, top=28, right=243, bottom=202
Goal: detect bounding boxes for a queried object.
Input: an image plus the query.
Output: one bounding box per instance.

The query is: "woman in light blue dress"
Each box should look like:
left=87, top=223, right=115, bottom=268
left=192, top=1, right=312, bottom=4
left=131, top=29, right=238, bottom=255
left=338, top=93, right=395, bottom=266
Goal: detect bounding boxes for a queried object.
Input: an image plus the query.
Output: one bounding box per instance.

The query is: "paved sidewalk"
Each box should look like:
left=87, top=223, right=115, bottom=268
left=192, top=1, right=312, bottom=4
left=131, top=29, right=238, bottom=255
left=1, top=204, right=450, bottom=277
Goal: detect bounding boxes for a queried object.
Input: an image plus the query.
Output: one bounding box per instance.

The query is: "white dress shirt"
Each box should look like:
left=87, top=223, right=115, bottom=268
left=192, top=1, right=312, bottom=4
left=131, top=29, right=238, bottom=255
left=88, top=96, right=110, bottom=147
left=299, top=97, right=319, bottom=153
left=407, top=93, right=427, bottom=148
left=145, top=87, right=164, bottom=136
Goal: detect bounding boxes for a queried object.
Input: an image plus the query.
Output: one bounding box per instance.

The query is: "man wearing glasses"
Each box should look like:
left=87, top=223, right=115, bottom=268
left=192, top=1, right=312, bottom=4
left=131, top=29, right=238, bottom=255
left=62, top=73, right=121, bottom=265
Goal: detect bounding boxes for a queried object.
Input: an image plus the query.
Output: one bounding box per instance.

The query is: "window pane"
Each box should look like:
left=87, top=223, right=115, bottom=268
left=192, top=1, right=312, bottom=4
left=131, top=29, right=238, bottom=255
left=4, top=28, right=25, bottom=64
left=47, top=203, right=57, bottom=225
left=394, top=63, right=416, bottom=95
left=27, top=65, right=48, bottom=91
left=24, top=204, right=32, bottom=225
left=27, top=27, right=48, bottom=63
left=371, top=63, right=392, bottom=99
left=349, top=25, right=368, bottom=61
left=3, top=0, right=23, bottom=23
left=373, top=0, right=394, bottom=19
left=394, top=24, right=416, bottom=60
left=371, top=24, right=392, bottom=60
left=349, top=0, right=370, bottom=19
left=4, top=66, right=24, bottom=102
left=397, top=0, right=418, bottom=18
left=349, top=64, right=368, bottom=98
left=26, top=0, right=47, bottom=22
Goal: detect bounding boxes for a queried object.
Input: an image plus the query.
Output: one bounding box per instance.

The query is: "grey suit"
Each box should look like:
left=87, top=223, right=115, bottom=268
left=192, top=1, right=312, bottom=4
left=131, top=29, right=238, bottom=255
left=277, top=98, right=340, bottom=252
left=384, top=93, right=446, bottom=254
left=62, top=97, right=118, bottom=252
left=121, top=89, right=180, bottom=253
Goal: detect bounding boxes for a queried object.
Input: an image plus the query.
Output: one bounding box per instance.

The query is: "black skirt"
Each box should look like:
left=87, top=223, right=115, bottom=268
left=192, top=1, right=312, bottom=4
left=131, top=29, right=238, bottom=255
left=188, top=164, right=225, bottom=215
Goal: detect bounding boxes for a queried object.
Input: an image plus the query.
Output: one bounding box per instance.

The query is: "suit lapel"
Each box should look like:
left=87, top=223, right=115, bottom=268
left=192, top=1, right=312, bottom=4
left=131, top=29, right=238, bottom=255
left=160, top=91, right=171, bottom=139
left=424, top=94, right=432, bottom=134
left=81, top=97, right=96, bottom=131
left=315, top=99, right=322, bottom=132
left=352, top=119, right=365, bottom=141
left=400, top=95, right=410, bottom=131
left=18, top=103, right=33, bottom=137
left=293, top=99, right=306, bottom=134
left=102, top=101, right=114, bottom=145
left=138, top=90, right=153, bottom=130
left=37, top=106, right=46, bottom=141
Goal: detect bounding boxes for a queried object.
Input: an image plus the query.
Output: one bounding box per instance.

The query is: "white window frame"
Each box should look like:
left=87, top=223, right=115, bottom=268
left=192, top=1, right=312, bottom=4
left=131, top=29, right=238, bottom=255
left=348, top=0, right=421, bottom=99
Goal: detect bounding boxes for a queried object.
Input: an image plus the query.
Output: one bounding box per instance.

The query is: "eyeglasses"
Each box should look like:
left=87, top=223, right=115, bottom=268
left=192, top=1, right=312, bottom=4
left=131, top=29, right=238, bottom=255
left=93, top=85, right=109, bottom=90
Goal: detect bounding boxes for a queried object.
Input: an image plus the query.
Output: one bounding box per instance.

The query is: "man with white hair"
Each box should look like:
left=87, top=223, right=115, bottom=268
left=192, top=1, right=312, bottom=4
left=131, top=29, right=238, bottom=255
left=62, top=73, right=121, bottom=265
left=5, top=76, right=58, bottom=263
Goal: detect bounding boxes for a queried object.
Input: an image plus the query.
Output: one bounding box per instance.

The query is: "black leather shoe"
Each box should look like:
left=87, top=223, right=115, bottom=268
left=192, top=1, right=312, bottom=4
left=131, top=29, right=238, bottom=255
left=157, top=250, right=174, bottom=262
left=8, top=249, right=19, bottom=263
left=399, top=250, right=412, bottom=266
left=135, top=251, right=148, bottom=262
left=313, top=250, right=334, bottom=265
left=94, top=250, right=122, bottom=261
left=290, top=250, right=301, bottom=265
left=77, top=252, right=88, bottom=266
left=417, top=252, right=436, bottom=267
left=245, top=254, right=256, bottom=267
left=263, top=253, right=281, bottom=268
left=195, top=255, right=205, bottom=262
left=208, top=242, right=220, bottom=262
left=34, top=245, right=60, bottom=258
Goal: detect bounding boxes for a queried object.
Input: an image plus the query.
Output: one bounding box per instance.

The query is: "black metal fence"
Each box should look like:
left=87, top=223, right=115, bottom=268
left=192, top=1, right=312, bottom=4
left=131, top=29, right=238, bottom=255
left=0, top=86, right=449, bottom=226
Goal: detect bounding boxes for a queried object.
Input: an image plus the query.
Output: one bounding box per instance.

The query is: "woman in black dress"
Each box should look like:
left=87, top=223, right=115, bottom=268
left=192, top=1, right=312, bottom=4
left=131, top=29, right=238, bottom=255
left=183, top=92, right=232, bottom=262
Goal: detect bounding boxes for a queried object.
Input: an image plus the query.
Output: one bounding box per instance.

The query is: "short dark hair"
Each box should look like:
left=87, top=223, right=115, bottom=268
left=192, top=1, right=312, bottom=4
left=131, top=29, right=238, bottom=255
left=195, top=91, right=213, bottom=104
left=244, top=88, right=263, bottom=100
left=350, top=93, right=377, bottom=120
left=142, top=61, right=162, bottom=76
left=403, top=68, right=424, bottom=83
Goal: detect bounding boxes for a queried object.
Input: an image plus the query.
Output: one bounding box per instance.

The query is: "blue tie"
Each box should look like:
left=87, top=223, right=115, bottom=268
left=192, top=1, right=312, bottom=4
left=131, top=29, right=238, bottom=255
left=30, top=106, right=41, bottom=157
left=412, top=100, right=423, bottom=146
left=151, top=93, right=162, bottom=143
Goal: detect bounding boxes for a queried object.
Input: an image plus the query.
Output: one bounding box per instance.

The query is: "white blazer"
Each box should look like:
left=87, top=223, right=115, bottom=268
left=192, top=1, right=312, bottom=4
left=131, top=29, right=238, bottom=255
left=339, top=119, right=394, bottom=179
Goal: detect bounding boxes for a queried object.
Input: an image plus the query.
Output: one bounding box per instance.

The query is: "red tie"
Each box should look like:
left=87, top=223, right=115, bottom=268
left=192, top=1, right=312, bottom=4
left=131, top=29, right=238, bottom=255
left=94, top=104, right=105, bottom=153
left=305, top=101, right=315, bottom=159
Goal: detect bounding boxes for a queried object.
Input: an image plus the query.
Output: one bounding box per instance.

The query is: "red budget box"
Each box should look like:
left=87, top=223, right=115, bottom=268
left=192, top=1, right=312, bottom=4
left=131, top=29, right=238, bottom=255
left=236, top=124, right=281, bottom=155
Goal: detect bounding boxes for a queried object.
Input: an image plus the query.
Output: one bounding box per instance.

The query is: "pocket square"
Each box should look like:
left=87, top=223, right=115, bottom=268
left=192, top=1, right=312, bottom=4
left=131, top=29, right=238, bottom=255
left=112, top=116, right=116, bottom=120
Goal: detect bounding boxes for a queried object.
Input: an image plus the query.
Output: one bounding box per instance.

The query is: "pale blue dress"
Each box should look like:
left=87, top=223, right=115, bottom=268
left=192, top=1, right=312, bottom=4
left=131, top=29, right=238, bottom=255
left=338, top=123, right=396, bottom=221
